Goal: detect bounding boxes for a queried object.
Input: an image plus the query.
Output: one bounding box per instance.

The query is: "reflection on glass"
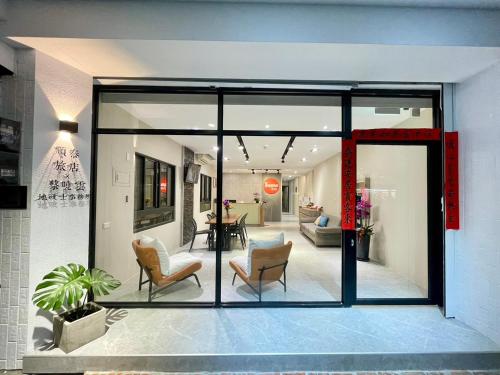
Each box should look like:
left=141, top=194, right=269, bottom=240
left=352, top=97, right=433, bottom=130
left=98, top=93, right=218, bottom=130
left=356, top=145, right=428, bottom=299
left=221, top=135, right=342, bottom=302
left=94, top=134, right=217, bottom=303
left=224, top=95, right=342, bottom=132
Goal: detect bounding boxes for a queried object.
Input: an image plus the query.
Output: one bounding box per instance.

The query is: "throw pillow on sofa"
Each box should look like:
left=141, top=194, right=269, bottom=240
left=314, top=216, right=321, bottom=226
left=247, top=232, right=284, bottom=275
left=140, top=235, right=170, bottom=275
left=318, top=215, right=329, bottom=227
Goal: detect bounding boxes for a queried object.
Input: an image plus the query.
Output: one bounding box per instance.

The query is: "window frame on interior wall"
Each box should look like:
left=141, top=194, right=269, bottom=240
left=133, top=153, right=176, bottom=233
left=199, top=173, right=212, bottom=213
left=89, top=83, right=443, bottom=309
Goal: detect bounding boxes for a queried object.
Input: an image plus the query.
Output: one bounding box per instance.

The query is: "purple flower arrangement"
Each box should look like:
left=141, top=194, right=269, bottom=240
left=356, top=198, right=374, bottom=237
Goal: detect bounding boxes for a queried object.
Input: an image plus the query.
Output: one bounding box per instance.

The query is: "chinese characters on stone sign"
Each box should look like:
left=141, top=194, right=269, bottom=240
left=34, top=145, right=89, bottom=208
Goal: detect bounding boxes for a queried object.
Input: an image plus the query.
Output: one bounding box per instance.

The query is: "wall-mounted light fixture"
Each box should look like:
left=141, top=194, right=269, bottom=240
left=59, top=120, right=79, bottom=134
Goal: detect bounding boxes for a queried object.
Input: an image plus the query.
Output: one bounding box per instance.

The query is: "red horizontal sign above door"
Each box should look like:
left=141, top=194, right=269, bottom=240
left=352, top=128, right=441, bottom=142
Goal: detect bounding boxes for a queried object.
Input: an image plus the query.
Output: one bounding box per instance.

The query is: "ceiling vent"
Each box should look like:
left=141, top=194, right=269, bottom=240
left=375, top=107, right=401, bottom=115
left=411, top=108, right=421, bottom=117
left=195, top=153, right=215, bottom=165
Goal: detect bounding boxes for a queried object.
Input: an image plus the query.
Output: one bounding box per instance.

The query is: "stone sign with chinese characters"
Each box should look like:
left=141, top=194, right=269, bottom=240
left=34, top=144, right=89, bottom=208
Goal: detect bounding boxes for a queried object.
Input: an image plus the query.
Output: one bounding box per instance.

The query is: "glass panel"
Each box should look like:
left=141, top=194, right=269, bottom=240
left=94, top=134, right=217, bottom=303
left=356, top=144, right=428, bottom=299
left=220, top=135, right=342, bottom=302
left=159, top=163, right=168, bottom=207
left=352, top=96, right=433, bottom=129
left=98, top=92, right=218, bottom=130
left=143, top=158, right=155, bottom=209
left=224, top=95, right=342, bottom=132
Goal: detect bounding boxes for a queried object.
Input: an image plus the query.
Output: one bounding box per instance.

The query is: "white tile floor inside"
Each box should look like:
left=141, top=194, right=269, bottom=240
left=98, top=214, right=427, bottom=304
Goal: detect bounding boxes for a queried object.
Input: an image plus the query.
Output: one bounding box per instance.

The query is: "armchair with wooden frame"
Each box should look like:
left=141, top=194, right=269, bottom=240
left=132, top=239, right=202, bottom=302
left=229, top=241, right=292, bottom=302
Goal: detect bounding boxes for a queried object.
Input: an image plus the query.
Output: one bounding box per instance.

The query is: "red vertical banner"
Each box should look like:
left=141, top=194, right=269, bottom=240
left=445, top=132, right=460, bottom=230
left=342, top=139, right=356, bottom=230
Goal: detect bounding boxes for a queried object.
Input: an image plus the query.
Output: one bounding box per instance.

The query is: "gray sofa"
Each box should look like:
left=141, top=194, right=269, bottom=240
left=299, top=209, right=342, bottom=247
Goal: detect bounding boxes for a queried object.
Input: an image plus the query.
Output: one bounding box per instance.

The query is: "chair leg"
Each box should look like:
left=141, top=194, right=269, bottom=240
left=138, top=266, right=143, bottom=291
left=258, top=279, right=262, bottom=302
left=193, top=273, right=201, bottom=288
left=148, top=279, right=153, bottom=303
left=283, top=268, right=287, bottom=293
left=232, top=272, right=237, bottom=285
left=189, top=233, right=196, bottom=251
left=239, top=231, right=245, bottom=249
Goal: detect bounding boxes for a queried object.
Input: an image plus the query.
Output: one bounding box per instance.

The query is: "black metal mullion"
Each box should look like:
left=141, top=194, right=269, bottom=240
left=215, top=91, right=224, bottom=307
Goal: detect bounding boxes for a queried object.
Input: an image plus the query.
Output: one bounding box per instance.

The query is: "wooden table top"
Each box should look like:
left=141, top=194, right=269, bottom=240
left=205, top=213, right=241, bottom=225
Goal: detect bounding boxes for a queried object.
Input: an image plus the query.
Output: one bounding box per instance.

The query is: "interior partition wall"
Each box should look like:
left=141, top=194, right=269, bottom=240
left=89, top=84, right=443, bottom=308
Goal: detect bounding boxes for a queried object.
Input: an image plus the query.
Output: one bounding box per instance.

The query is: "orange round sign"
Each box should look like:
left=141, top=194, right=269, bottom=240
left=263, top=178, right=280, bottom=195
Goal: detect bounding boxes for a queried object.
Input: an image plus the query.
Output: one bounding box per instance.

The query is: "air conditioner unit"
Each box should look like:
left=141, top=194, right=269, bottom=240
left=195, top=153, right=215, bottom=165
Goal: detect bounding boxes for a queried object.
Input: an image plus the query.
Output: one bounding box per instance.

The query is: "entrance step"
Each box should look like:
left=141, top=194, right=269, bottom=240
left=23, top=352, right=500, bottom=374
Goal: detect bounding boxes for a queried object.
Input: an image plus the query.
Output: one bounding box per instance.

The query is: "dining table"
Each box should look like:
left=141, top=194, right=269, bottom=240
left=205, top=213, right=241, bottom=251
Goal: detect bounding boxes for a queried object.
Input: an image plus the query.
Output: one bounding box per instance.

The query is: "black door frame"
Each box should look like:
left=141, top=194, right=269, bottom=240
left=89, top=84, right=443, bottom=309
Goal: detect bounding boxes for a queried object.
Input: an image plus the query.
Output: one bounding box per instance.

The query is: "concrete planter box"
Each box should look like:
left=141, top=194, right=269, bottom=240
left=53, top=302, right=106, bottom=353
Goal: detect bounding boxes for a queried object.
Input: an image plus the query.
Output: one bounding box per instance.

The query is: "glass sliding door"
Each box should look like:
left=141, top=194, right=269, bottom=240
left=356, top=144, right=429, bottom=299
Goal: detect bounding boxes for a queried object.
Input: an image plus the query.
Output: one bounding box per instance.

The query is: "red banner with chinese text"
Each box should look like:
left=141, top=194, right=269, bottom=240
left=341, top=139, right=356, bottom=230
left=352, top=128, right=441, bottom=142
left=445, top=132, right=460, bottom=230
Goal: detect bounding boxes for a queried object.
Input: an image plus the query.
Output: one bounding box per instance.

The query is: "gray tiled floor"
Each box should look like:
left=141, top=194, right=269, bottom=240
left=30, top=305, right=498, bottom=357
left=97, top=215, right=426, bottom=304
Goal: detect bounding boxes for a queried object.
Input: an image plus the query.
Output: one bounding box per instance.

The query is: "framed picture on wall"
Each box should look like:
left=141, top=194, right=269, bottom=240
left=0, top=118, right=21, bottom=153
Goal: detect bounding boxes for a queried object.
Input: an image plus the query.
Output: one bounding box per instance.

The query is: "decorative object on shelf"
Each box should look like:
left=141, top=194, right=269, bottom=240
left=356, top=197, right=374, bottom=261
left=32, top=263, right=120, bottom=353
left=223, top=199, right=232, bottom=217
left=253, top=192, right=260, bottom=203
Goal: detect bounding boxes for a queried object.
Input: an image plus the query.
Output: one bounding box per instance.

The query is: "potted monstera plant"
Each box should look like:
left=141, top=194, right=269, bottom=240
left=32, top=263, right=121, bottom=353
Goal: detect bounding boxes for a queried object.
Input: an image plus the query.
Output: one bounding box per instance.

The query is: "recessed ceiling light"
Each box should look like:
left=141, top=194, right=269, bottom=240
left=265, top=124, right=270, bottom=129
left=264, top=144, right=269, bottom=149
left=224, top=157, right=229, bottom=161
left=212, top=146, right=219, bottom=151
left=311, top=146, right=318, bottom=153
left=208, top=123, right=215, bottom=128
left=288, top=175, right=292, bottom=178
left=289, top=146, right=294, bottom=151
left=302, top=157, right=307, bottom=162
left=245, top=160, right=249, bottom=164
left=192, top=127, right=200, bottom=130
left=238, top=145, right=244, bottom=150
left=323, top=125, right=328, bottom=130
left=294, top=170, right=297, bottom=174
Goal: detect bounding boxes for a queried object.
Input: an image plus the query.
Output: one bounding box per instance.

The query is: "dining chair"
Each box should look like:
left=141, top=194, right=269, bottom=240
left=189, top=218, right=213, bottom=251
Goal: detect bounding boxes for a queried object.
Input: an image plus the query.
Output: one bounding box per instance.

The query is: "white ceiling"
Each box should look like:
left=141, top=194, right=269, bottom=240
left=193, top=0, right=500, bottom=8
left=122, top=104, right=429, bottom=175
left=11, top=38, right=500, bottom=83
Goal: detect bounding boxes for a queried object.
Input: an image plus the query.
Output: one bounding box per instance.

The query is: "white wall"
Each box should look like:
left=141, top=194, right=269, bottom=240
left=453, top=61, right=500, bottom=344
left=357, top=145, right=428, bottom=294
left=94, top=130, right=184, bottom=286
left=28, top=51, right=92, bottom=350
left=222, top=173, right=261, bottom=203
left=0, top=49, right=35, bottom=370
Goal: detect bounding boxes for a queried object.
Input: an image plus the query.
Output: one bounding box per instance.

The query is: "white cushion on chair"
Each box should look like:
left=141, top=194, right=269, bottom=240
left=140, top=236, right=170, bottom=276
left=169, top=252, right=201, bottom=275
left=247, top=232, right=284, bottom=275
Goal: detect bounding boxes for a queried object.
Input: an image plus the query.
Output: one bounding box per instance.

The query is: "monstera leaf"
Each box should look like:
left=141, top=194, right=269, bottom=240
left=32, top=263, right=121, bottom=312
left=32, top=263, right=87, bottom=311
left=82, top=268, right=121, bottom=297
